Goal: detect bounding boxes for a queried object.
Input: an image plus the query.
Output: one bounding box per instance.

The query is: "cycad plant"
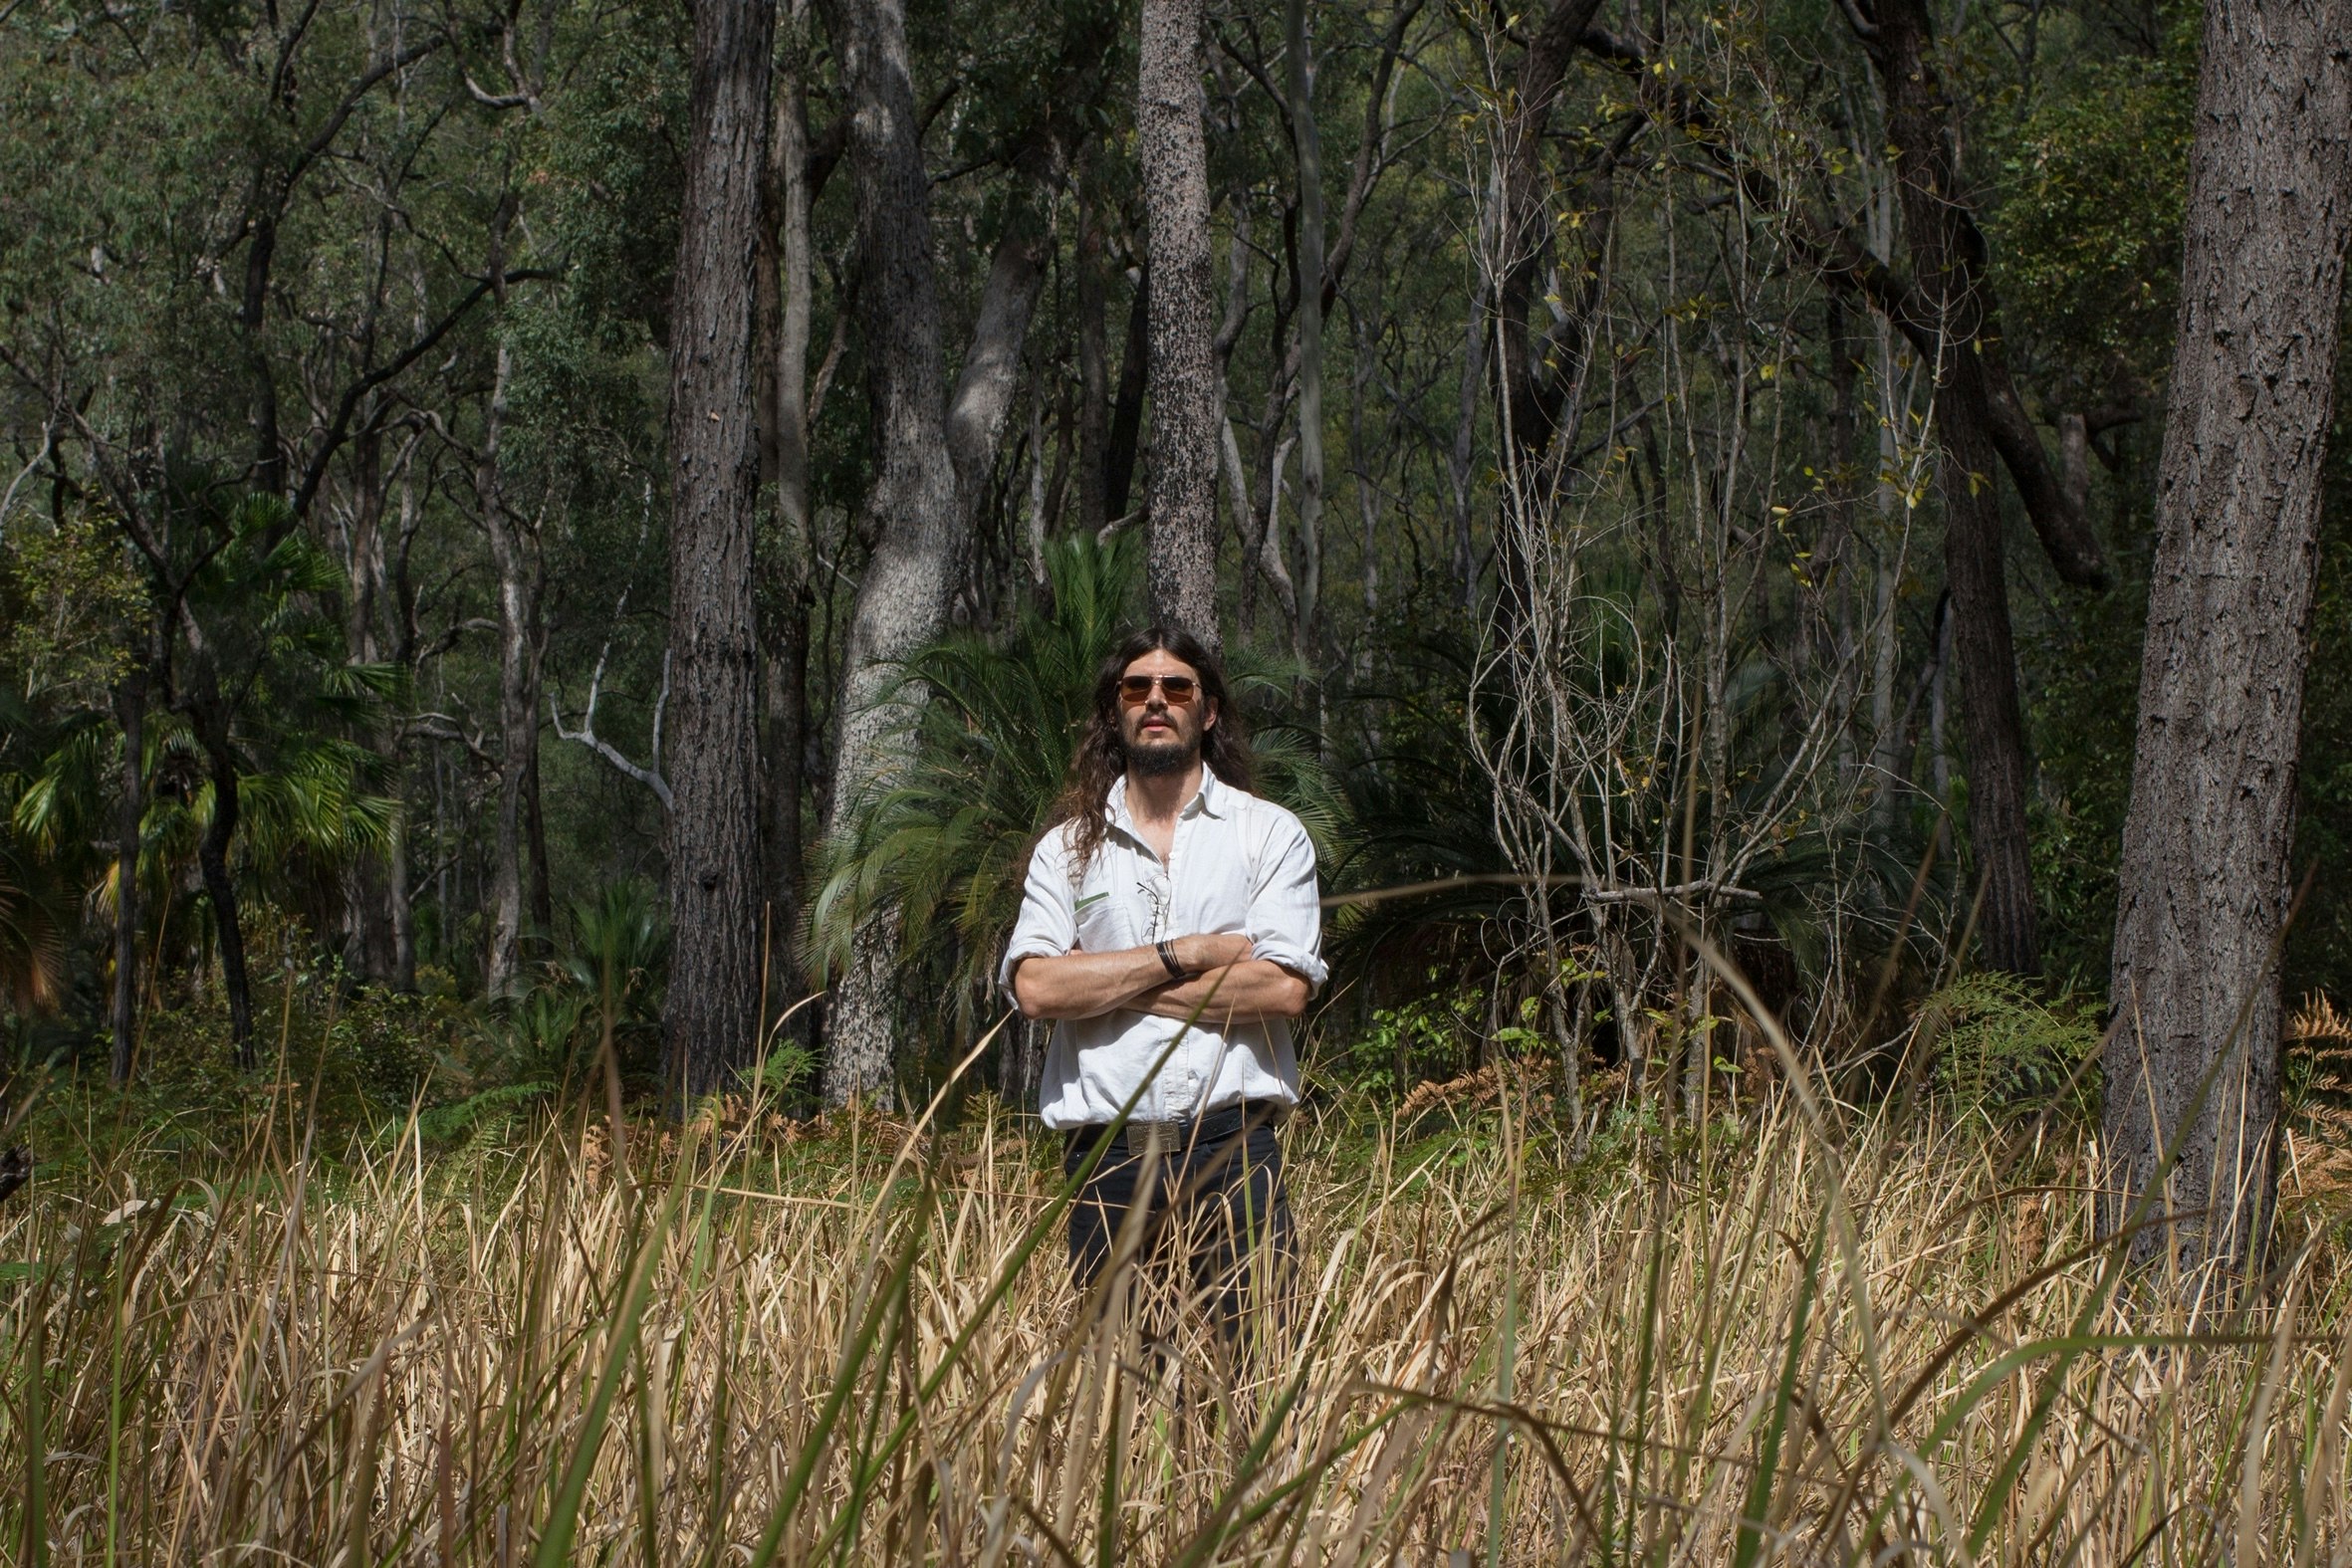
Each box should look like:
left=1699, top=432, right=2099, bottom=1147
left=806, top=538, right=1137, bottom=1051
left=808, top=537, right=1343, bottom=1069
left=429, top=879, right=668, bottom=1143
left=166, top=494, right=401, bottom=1059
left=7, top=511, right=399, bottom=1059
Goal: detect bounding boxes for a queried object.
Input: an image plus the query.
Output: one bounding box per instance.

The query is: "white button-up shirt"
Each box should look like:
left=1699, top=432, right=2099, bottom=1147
left=999, top=767, right=1326, bottom=1129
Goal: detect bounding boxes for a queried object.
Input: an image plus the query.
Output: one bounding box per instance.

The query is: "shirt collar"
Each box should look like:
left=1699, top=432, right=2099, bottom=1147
left=1106, top=765, right=1229, bottom=836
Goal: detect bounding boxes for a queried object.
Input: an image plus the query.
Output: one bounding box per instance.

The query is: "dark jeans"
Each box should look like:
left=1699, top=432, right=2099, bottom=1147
left=1063, top=1101, right=1295, bottom=1335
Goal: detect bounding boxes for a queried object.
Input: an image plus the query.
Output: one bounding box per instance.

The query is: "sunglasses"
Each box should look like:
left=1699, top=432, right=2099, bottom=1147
left=1118, top=674, right=1199, bottom=706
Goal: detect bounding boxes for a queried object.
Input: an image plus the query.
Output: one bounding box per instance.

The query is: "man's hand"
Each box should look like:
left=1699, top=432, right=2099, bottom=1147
left=1010, top=931, right=1256, bottom=1021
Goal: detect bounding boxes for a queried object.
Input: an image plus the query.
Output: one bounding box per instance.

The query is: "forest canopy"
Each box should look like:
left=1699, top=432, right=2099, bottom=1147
left=0, top=0, right=2346, bottom=1151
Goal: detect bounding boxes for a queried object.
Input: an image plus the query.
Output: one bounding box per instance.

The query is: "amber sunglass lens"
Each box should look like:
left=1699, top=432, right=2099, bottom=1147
left=1119, top=675, right=1198, bottom=704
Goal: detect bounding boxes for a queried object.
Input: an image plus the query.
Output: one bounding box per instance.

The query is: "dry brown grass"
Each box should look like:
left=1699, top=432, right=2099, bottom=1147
left=2, top=1079, right=2348, bottom=1566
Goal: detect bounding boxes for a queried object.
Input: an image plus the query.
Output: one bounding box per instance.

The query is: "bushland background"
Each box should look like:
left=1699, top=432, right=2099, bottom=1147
left=3, top=0, right=2352, bottom=1560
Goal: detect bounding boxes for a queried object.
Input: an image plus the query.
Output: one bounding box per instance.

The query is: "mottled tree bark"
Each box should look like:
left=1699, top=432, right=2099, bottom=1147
left=1137, top=0, right=1220, bottom=650
left=948, top=228, right=1051, bottom=524
left=663, top=0, right=776, bottom=1103
left=817, top=0, right=1095, bottom=1102
left=820, top=0, right=962, bottom=1107
left=2105, top=0, right=2352, bottom=1273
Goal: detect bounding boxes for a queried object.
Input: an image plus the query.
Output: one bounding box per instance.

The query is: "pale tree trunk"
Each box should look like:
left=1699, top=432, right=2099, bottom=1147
left=480, top=338, right=538, bottom=999
left=1284, top=0, right=1324, bottom=678
left=387, top=458, right=422, bottom=991
left=1137, top=0, right=1220, bottom=650
left=663, top=0, right=775, bottom=1103
left=820, top=204, right=1051, bottom=1107
left=820, top=0, right=963, bottom=1108
left=816, top=0, right=1094, bottom=1104
left=2104, top=0, right=2352, bottom=1276
left=947, top=227, right=1051, bottom=527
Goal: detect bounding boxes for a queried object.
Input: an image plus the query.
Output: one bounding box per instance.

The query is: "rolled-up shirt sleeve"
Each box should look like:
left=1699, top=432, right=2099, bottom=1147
left=998, top=833, right=1075, bottom=1001
left=1245, top=812, right=1327, bottom=992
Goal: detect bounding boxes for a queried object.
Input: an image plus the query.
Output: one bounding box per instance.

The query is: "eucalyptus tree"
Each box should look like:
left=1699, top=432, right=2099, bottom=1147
left=661, top=0, right=776, bottom=1101
left=817, top=0, right=1118, bottom=1105
left=1137, top=0, right=1221, bottom=648
left=2104, top=0, right=2352, bottom=1273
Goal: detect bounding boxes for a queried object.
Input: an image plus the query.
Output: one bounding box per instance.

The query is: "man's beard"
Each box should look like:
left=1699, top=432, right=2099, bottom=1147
left=1128, top=733, right=1201, bottom=778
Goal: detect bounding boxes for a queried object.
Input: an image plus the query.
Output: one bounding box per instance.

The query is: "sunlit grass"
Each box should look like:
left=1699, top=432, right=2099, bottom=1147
left=0, top=1063, right=2346, bottom=1565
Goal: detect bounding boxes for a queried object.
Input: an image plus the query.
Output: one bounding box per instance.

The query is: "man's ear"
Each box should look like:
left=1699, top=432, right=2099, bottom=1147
left=1203, top=698, right=1219, bottom=732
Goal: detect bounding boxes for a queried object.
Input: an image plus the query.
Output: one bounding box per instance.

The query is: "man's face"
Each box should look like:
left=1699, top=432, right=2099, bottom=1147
left=1118, top=649, right=1216, bottom=777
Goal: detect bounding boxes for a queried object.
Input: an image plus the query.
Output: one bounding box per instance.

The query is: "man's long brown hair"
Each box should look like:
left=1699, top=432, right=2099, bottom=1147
left=1050, top=627, right=1255, bottom=873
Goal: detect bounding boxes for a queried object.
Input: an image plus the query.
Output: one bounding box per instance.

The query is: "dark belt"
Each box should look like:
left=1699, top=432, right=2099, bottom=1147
left=1067, top=1098, right=1286, bottom=1161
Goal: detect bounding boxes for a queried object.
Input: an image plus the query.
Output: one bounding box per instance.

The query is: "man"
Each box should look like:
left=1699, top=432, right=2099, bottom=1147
left=1000, top=627, right=1325, bottom=1326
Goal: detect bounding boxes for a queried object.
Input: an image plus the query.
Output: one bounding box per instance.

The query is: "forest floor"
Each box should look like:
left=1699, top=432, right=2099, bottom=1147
left=0, top=1051, right=2348, bottom=1565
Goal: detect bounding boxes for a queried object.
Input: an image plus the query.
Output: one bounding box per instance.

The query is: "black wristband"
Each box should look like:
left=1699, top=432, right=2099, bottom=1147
left=1156, top=940, right=1188, bottom=981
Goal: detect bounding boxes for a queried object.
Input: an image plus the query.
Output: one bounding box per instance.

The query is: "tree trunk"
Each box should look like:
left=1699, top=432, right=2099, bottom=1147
left=1862, top=0, right=2040, bottom=974
left=1076, top=183, right=1112, bottom=530
left=663, top=0, right=776, bottom=1104
left=111, top=668, right=144, bottom=1084
left=763, top=11, right=817, bottom=1015
left=525, top=732, right=554, bottom=936
left=1494, top=0, right=1609, bottom=469
left=948, top=225, right=1051, bottom=524
left=821, top=0, right=963, bottom=1107
left=1104, top=269, right=1150, bottom=523
left=387, top=811, right=415, bottom=992
left=194, top=715, right=254, bottom=1061
left=2104, top=0, right=2352, bottom=1274
left=339, top=427, right=404, bottom=985
left=1136, top=0, right=1220, bottom=649
left=481, top=340, right=536, bottom=998
left=1285, top=0, right=1324, bottom=675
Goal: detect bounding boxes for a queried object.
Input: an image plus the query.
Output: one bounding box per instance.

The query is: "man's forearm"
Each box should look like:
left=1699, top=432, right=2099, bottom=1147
left=1011, top=932, right=1256, bottom=1020
left=1137, top=960, right=1310, bottom=1024
left=1010, top=946, right=1174, bottom=1019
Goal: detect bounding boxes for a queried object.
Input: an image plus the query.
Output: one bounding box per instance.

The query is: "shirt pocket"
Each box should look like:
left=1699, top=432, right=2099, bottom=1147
left=1072, top=871, right=1128, bottom=953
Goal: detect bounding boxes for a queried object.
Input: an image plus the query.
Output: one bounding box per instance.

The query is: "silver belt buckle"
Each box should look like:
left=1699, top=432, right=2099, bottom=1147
left=1124, top=1120, right=1181, bottom=1159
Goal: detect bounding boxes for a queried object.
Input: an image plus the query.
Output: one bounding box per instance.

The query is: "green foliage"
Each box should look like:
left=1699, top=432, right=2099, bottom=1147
left=561, top=877, right=670, bottom=1022
left=741, top=1037, right=820, bottom=1102
left=1336, top=969, right=1491, bottom=1101
left=426, top=879, right=669, bottom=1144
left=1917, top=971, right=2102, bottom=1118
left=1986, top=7, right=2200, bottom=391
